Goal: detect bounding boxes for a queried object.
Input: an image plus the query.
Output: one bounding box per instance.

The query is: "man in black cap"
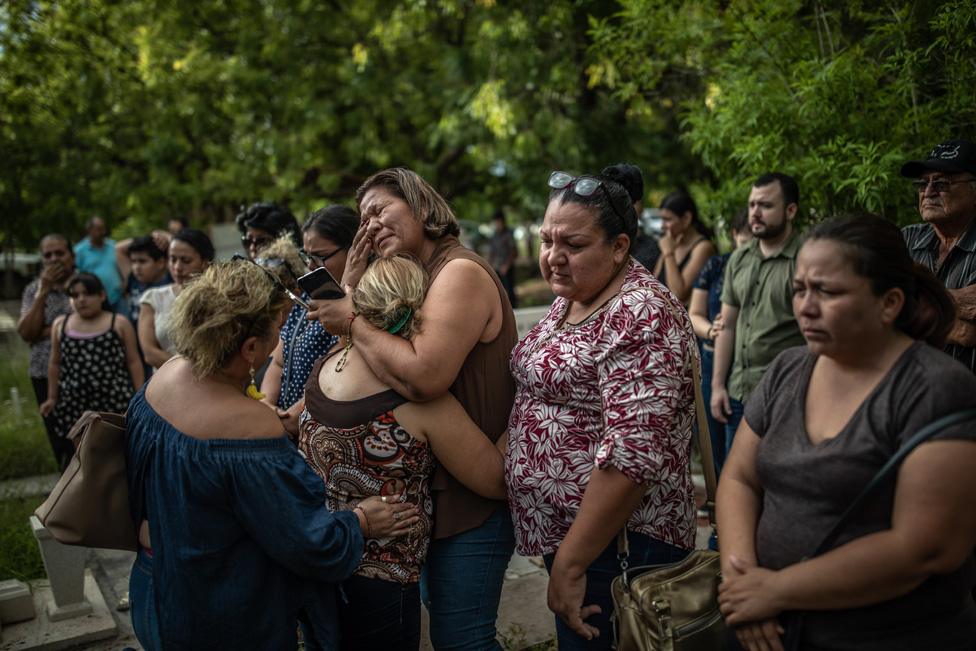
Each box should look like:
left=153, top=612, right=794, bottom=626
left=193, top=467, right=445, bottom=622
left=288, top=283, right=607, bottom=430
left=901, top=138, right=976, bottom=372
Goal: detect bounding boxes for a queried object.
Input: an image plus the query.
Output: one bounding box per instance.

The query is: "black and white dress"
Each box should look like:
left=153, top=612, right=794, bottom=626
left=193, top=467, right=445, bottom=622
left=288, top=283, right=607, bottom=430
left=52, top=314, right=135, bottom=439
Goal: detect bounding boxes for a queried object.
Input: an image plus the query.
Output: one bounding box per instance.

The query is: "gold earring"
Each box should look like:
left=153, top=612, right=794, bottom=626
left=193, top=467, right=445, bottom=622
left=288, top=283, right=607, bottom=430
left=246, top=365, right=265, bottom=400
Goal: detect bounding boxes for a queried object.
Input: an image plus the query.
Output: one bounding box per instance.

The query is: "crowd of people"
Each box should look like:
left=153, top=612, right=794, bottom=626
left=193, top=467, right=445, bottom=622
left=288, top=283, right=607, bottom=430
left=13, top=137, right=976, bottom=651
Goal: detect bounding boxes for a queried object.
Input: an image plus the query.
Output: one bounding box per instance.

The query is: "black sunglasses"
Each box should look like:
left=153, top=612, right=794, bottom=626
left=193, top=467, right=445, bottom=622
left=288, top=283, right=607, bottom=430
left=299, top=248, right=343, bottom=268
left=910, top=178, right=974, bottom=194
left=231, top=254, right=309, bottom=309
left=548, top=171, right=628, bottom=226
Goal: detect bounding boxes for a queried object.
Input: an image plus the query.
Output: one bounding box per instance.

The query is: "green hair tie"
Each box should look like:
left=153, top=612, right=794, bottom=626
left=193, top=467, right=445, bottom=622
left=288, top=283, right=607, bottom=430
left=387, top=308, right=412, bottom=334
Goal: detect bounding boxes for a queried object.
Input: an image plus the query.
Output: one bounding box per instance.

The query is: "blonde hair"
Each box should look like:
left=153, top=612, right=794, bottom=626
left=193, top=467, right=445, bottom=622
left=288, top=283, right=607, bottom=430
left=353, top=255, right=426, bottom=339
left=355, top=168, right=460, bottom=240
left=169, top=262, right=289, bottom=377
left=255, top=233, right=307, bottom=289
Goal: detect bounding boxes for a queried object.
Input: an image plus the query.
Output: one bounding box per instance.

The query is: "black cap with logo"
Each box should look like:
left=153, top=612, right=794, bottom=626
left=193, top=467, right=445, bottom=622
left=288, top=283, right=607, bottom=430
left=900, top=139, right=976, bottom=177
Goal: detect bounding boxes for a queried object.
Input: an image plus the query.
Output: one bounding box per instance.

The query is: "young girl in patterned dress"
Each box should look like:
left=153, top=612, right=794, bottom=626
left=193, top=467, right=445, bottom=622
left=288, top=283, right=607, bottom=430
left=40, top=273, right=143, bottom=469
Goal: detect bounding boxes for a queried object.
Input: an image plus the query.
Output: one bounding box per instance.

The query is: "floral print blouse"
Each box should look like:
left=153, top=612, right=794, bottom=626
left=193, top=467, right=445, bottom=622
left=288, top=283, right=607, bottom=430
left=505, top=260, right=698, bottom=556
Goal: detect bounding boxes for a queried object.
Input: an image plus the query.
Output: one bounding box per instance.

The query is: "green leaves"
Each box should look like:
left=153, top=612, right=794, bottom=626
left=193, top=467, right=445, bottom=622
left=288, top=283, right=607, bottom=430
left=591, top=0, right=976, bottom=226
left=4, top=0, right=972, bottom=249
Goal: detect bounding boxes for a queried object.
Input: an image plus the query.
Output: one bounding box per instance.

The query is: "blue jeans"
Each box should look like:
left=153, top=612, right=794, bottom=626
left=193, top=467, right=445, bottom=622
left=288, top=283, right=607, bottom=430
left=129, top=549, right=162, bottom=651
left=724, top=397, right=745, bottom=457
left=699, top=346, right=727, bottom=477
left=420, top=507, right=515, bottom=650
left=338, top=574, right=420, bottom=650
left=542, top=532, right=689, bottom=651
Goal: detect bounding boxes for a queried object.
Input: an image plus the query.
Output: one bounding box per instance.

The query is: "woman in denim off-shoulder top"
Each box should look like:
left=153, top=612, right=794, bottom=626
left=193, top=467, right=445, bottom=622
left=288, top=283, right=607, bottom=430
left=299, top=255, right=508, bottom=651
left=125, top=261, right=415, bottom=651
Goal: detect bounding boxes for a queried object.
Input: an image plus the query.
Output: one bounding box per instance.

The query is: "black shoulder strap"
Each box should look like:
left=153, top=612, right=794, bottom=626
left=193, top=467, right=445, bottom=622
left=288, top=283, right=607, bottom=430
left=813, top=407, right=976, bottom=556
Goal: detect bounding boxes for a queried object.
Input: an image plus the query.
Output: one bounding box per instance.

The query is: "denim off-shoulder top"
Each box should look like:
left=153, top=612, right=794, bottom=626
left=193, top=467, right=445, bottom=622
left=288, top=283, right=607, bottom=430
left=125, top=387, right=363, bottom=650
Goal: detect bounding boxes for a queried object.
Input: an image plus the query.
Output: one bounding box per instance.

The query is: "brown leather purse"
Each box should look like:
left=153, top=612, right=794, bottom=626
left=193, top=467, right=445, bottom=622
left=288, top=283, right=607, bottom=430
left=34, top=411, right=139, bottom=551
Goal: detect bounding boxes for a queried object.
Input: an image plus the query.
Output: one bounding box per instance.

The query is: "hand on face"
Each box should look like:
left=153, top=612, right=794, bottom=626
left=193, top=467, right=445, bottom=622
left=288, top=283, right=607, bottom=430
left=39, top=262, right=65, bottom=290
left=340, top=217, right=374, bottom=289
left=659, top=231, right=676, bottom=256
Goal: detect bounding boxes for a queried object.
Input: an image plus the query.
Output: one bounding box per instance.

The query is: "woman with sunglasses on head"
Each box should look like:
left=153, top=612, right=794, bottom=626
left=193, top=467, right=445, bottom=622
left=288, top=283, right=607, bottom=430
left=300, top=255, right=507, bottom=650
left=716, top=215, right=976, bottom=651
left=261, top=206, right=359, bottom=417
left=306, top=168, right=517, bottom=651
left=653, top=190, right=717, bottom=305
left=505, top=171, right=698, bottom=649
left=40, top=272, right=143, bottom=469
left=236, top=201, right=302, bottom=259
left=138, top=228, right=214, bottom=370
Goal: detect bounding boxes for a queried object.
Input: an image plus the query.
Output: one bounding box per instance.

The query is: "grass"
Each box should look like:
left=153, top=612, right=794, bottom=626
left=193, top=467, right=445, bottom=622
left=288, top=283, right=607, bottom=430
left=0, top=336, right=58, bottom=480
left=0, top=494, right=47, bottom=581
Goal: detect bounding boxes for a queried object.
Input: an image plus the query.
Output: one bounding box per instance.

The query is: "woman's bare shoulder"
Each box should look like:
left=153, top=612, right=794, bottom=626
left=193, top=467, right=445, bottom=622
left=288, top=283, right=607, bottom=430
left=147, top=362, right=285, bottom=440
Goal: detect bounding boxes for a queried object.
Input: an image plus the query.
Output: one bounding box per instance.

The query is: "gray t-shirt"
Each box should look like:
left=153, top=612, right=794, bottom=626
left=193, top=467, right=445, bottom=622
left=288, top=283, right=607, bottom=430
left=744, top=343, right=976, bottom=650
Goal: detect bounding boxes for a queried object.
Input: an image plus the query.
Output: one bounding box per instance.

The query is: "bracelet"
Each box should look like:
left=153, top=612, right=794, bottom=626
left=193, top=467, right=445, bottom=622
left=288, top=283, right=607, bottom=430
left=346, top=311, right=359, bottom=339
left=354, top=505, right=372, bottom=538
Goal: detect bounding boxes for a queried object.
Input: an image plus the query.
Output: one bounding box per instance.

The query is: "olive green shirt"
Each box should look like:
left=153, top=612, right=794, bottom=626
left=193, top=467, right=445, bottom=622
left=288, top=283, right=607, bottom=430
left=720, top=230, right=805, bottom=402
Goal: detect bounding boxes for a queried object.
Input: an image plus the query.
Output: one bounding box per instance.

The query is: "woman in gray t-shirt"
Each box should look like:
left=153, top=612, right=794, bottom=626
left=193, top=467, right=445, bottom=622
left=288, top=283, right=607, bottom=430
left=716, top=215, right=976, bottom=651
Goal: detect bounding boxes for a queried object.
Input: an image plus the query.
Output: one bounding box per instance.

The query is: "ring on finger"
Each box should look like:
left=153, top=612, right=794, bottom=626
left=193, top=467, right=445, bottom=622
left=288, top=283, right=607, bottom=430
left=393, top=512, right=401, bottom=521
left=381, top=495, right=387, bottom=503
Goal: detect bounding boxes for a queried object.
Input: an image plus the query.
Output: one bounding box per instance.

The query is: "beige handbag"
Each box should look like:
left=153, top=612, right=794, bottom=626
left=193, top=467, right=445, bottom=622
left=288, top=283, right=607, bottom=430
left=34, top=411, right=139, bottom=551
left=610, top=340, right=729, bottom=651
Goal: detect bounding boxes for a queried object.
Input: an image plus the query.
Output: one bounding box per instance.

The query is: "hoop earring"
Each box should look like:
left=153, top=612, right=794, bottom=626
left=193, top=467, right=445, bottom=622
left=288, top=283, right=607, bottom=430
left=246, top=365, right=265, bottom=400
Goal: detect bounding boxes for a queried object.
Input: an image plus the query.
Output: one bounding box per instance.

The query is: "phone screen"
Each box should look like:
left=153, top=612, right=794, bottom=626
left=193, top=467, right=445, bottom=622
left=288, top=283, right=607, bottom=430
left=297, top=268, right=345, bottom=300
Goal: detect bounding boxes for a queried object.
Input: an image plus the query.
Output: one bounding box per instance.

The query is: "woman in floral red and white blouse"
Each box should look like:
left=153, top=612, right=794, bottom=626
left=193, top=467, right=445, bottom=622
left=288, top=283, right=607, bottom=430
left=506, top=170, right=698, bottom=649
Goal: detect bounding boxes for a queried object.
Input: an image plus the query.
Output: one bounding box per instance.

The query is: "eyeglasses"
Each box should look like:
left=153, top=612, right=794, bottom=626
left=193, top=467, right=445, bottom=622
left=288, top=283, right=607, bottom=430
left=241, top=235, right=274, bottom=250
left=911, top=178, right=974, bottom=194
left=548, top=171, right=628, bottom=226
left=231, top=254, right=309, bottom=309
left=299, top=248, right=343, bottom=268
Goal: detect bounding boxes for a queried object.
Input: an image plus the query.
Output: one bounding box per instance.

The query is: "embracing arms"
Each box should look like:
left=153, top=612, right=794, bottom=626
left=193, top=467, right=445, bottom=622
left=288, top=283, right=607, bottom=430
left=398, top=392, right=507, bottom=500
left=310, top=258, right=499, bottom=402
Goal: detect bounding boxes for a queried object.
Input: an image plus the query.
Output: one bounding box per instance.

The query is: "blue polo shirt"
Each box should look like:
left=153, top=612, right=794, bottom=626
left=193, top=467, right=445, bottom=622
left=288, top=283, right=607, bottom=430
left=74, top=238, right=122, bottom=307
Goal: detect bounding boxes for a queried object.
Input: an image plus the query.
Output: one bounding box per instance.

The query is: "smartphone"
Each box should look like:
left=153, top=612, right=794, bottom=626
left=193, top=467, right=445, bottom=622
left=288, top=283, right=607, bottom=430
left=297, top=268, right=345, bottom=301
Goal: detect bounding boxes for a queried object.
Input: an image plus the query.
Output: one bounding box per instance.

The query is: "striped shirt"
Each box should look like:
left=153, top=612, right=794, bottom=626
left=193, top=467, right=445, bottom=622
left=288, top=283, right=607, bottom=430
left=902, top=221, right=976, bottom=373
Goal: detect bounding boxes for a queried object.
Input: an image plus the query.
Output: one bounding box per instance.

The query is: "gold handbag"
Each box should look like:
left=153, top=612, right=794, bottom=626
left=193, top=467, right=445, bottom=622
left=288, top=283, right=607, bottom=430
left=610, top=340, right=729, bottom=651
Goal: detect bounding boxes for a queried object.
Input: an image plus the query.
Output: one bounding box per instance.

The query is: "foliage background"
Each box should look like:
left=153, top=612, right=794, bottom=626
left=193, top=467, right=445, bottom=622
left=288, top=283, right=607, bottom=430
left=2, top=0, right=975, bottom=247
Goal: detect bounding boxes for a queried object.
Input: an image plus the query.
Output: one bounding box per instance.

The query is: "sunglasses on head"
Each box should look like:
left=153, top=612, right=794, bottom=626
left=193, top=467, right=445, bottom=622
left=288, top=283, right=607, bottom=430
left=241, top=235, right=274, bottom=249
left=231, top=254, right=309, bottom=310
left=548, top=171, right=628, bottom=225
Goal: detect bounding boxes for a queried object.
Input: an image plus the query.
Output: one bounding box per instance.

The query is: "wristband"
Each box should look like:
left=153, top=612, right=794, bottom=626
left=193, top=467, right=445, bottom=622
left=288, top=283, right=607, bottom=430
left=354, top=505, right=371, bottom=538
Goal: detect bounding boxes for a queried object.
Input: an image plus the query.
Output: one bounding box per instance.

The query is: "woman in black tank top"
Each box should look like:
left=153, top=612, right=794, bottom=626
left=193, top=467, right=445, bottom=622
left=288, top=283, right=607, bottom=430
left=654, top=190, right=716, bottom=304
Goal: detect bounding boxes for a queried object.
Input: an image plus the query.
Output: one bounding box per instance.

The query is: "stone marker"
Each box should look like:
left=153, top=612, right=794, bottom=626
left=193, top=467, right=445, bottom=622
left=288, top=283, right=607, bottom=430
left=29, top=516, right=92, bottom=621
left=0, top=579, right=35, bottom=624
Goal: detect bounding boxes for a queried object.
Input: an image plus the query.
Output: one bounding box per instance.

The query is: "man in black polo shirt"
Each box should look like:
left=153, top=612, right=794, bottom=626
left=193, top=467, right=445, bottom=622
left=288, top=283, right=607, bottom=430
left=900, top=138, right=976, bottom=372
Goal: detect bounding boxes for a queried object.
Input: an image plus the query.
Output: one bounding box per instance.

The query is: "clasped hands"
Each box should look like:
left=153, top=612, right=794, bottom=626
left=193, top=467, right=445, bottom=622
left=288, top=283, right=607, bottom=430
left=719, top=556, right=787, bottom=651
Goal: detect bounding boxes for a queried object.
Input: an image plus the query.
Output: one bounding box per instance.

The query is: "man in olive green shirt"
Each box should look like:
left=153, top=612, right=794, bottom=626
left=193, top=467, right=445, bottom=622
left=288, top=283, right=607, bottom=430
left=710, top=172, right=806, bottom=452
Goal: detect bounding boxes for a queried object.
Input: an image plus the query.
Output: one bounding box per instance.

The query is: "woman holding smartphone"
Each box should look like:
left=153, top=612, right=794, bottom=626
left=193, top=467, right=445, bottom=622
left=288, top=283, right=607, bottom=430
left=262, top=207, right=358, bottom=423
